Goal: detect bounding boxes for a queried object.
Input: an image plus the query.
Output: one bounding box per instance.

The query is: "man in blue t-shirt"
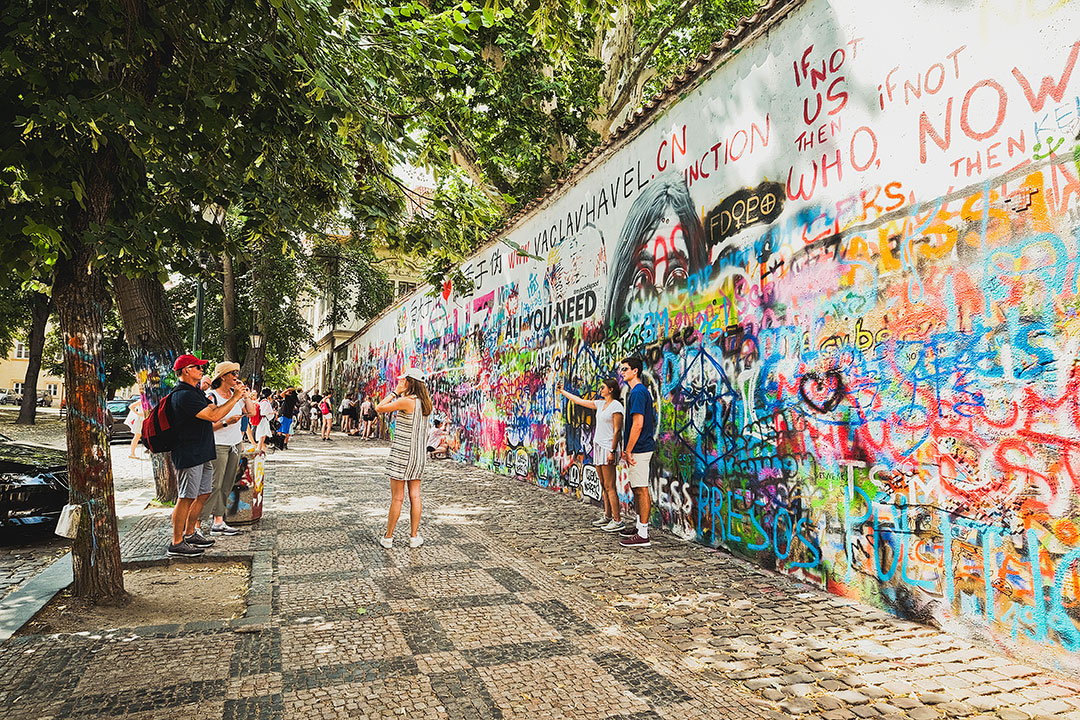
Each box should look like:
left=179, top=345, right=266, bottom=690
left=167, top=354, right=246, bottom=558
left=618, top=355, right=655, bottom=548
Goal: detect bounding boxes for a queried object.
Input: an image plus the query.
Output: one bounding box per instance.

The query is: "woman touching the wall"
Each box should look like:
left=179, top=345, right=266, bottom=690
left=558, top=378, right=625, bottom=532
left=376, top=368, right=432, bottom=549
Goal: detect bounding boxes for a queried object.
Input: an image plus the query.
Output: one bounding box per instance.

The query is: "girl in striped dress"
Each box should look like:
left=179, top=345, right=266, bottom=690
left=376, top=367, right=432, bottom=548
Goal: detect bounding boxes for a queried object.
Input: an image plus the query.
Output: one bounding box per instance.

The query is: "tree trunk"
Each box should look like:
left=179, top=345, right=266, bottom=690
left=16, top=293, right=52, bottom=425
left=222, top=252, right=239, bottom=362
left=113, top=274, right=184, bottom=504
left=55, top=179, right=125, bottom=601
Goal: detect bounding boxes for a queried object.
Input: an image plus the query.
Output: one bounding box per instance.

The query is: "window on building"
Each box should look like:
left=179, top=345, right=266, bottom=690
left=14, top=341, right=29, bottom=359
left=397, top=281, right=417, bottom=297
left=47, top=383, right=59, bottom=396
left=13, top=382, right=23, bottom=396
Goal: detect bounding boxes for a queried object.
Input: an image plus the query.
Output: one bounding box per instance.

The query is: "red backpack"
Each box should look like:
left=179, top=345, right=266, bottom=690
left=141, top=390, right=180, bottom=453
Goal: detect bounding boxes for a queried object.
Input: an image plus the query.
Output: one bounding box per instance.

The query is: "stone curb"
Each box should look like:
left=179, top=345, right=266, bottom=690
left=0, top=484, right=274, bottom=646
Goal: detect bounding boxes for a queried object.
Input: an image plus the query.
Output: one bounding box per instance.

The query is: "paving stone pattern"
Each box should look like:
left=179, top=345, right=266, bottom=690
left=2, top=433, right=1079, bottom=719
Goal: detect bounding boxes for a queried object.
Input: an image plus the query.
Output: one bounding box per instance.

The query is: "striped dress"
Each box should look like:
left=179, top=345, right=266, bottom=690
left=387, top=399, right=428, bottom=481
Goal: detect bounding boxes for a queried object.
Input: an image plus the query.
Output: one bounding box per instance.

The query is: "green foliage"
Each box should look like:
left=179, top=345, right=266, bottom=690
left=637, top=0, right=760, bottom=101
left=0, top=279, right=30, bottom=357
left=394, top=0, right=759, bottom=289
left=42, top=297, right=135, bottom=397
left=0, top=0, right=511, bottom=280
left=309, top=230, right=395, bottom=331
left=412, top=2, right=604, bottom=201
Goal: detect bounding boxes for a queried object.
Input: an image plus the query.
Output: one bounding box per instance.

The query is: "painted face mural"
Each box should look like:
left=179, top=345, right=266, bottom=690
left=340, top=0, right=1080, bottom=674
left=604, top=175, right=709, bottom=330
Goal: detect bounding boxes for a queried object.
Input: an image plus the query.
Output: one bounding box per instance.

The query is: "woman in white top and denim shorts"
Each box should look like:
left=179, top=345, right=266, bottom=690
left=558, top=378, right=625, bottom=532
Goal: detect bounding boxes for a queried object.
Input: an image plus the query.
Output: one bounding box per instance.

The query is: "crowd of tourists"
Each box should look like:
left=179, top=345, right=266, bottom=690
left=159, top=352, right=655, bottom=558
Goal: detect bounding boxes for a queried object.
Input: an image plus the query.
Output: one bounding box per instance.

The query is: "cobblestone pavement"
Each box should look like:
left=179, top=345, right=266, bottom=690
left=0, top=408, right=157, bottom=601
left=2, top=432, right=1080, bottom=719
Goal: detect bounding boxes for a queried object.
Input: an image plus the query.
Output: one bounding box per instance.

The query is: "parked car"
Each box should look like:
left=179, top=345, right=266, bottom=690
left=0, top=432, right=69, bottom=529
left=2, top=390, right=20, bottom=405
left=36, top=392, right=53, bottom=407
left=0, top=391, right=9, bottom=405
left=106, top=398, right=136, bottom=443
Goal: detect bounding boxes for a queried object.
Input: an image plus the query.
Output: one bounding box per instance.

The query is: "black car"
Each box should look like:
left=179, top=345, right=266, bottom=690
left=106, top=398, right=136, bottom=443
left=0, top=432, right=70, bottom=529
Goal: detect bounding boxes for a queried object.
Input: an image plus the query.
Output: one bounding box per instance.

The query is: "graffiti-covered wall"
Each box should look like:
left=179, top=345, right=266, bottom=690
left=342, top=0, right=1080, bottom=672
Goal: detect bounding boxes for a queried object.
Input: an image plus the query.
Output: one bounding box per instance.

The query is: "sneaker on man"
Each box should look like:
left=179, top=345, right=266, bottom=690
left=602, top=520, right=626, bottom=533
left=619, top=524, right=639, bottom=537
left=619, top=533, right=651, bottom=548
left=185, top=531, right=215, bottom=548
left=210, top=523, right=240, bottom=536
left=409, top=535, right=424, bottom=548
left=591, top=517, right=611, bottom=527
left=166, top=541, right=204, bottom=558
left=379, top=536, right=393, bottom=549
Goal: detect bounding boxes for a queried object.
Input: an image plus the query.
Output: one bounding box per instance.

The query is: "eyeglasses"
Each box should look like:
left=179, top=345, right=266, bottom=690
left=619, top=366, right=631, bottom=373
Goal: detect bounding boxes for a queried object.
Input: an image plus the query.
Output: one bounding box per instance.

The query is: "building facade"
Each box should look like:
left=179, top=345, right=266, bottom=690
left=297, top=242, right=424, bottom=394
left=0, top=337, right=63, bottom=405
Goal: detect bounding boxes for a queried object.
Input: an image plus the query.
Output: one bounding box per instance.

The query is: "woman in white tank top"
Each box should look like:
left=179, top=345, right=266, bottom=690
left=558, top=378, right=625, bottom=532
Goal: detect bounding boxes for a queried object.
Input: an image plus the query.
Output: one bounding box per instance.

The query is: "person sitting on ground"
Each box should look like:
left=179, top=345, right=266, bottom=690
left=426, top=419, right=452, bottom=458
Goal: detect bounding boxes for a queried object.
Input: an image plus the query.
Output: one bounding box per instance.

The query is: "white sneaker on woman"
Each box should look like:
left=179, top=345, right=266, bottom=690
left=409, top=535, right=424, bottom=548
left=379, top=536, right=393, bottom=549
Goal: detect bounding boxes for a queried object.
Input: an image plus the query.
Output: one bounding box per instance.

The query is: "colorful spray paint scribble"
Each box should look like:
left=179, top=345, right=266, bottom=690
left=339, top=0, right=1080, bottom=673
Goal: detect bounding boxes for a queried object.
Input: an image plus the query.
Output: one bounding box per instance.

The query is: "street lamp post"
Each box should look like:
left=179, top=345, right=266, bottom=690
left=250, top=330, right=265, bottom=390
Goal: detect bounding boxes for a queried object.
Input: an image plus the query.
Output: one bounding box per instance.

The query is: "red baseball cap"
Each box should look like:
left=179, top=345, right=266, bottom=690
left=173, top=354, right=209, bottom=372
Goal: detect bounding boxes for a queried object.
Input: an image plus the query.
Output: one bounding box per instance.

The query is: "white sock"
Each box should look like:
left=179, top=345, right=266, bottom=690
left=637, top=522, right=648, bottom=538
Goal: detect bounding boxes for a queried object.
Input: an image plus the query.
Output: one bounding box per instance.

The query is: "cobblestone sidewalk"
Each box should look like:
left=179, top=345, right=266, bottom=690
left=1, top=434, right=1078, bottom=719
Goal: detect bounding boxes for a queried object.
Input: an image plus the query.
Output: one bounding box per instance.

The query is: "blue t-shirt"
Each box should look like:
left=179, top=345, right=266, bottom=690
left=169, top=382, right=215, bottom=469
left=623, top=382, right=656, bottom=453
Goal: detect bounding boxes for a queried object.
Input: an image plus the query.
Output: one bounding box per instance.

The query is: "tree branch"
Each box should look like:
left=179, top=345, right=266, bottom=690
left=607, top=0, right=707, bottom=123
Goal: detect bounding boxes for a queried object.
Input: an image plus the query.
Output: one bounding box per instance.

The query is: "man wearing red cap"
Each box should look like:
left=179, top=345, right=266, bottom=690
left=167, top=354, right=246, bottom=557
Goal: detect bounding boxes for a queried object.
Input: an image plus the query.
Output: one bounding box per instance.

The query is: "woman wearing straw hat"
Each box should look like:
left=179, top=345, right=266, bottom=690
left=376, top=367, right=432, bottom=548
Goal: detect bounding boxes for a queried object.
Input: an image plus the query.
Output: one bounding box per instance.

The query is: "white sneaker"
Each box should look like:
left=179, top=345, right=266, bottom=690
left=601, top=520, right=626, bottom=533
left=379, top=536, right=393, bottom=549
left=409, top=535, right=424, bottom=548
left=591, top=517, right=612, bottom=527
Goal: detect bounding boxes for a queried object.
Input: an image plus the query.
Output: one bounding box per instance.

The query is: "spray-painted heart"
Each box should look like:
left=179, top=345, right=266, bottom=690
left=799, top=370, right=844, bottom=413
left=441, top=278, right=453, bottom=301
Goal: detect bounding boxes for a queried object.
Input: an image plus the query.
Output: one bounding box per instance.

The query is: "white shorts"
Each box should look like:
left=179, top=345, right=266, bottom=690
left=627, top=451, right=652, bottom=488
